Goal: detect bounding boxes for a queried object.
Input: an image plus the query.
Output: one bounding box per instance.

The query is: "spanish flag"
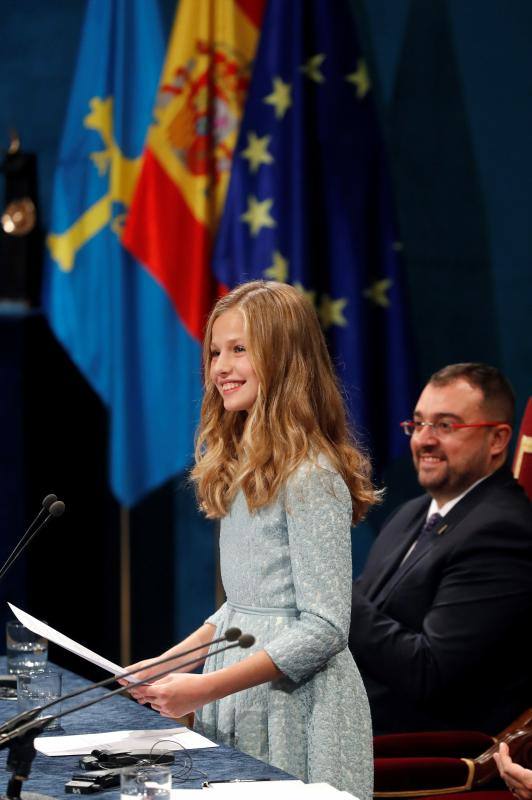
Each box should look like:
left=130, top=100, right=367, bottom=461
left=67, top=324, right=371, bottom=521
left=123, top=0, right=265, bottom=341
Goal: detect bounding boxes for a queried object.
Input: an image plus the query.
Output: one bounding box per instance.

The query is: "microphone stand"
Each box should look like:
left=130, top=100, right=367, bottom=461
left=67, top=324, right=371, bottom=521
left=0, top=494, right=64, bottom=799
left=4, top=728, right=39, bottom=800
left=0, top=635, right=255, bottom=800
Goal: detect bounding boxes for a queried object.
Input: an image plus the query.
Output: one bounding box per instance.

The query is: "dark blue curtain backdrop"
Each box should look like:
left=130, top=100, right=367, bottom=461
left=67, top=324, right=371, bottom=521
left=1, top=0, right=531, bottom=665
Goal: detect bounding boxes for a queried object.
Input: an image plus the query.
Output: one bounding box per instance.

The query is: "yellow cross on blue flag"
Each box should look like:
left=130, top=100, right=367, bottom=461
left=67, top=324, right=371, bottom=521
left=42, top=0, right=203, bottom=506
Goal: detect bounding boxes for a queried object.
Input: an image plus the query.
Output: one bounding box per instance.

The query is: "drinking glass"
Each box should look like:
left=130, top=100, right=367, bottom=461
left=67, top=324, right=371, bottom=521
left=6, top=621, right=47, bottom=675
left=120, top=765, right=172, bottom=800
left=17, top=669, right=62, bottom=731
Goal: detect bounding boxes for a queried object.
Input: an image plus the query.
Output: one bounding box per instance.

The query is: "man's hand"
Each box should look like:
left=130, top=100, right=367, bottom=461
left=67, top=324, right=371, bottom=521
left=494, top=742, right=532, bottom=800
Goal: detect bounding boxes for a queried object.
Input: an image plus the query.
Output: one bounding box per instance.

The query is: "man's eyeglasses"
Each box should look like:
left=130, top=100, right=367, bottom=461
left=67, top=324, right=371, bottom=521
left=400, top=420, right=507, bottom=437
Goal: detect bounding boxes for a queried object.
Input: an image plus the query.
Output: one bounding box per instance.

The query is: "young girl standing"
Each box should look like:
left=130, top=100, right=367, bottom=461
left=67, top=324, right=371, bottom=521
left=126, top=281, right=378, bottom=797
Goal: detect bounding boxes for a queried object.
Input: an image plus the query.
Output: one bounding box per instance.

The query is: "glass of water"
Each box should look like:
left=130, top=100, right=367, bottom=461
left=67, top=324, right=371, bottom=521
left=6, top=621, right=48, bottom=675
left=120, top=766, right=172, bottom=800
left=17, top=669, right=62, bottom=731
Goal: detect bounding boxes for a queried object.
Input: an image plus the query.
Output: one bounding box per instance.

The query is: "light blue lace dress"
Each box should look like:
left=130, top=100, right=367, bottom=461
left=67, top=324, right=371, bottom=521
left=194, top=461, right=373, bottom=799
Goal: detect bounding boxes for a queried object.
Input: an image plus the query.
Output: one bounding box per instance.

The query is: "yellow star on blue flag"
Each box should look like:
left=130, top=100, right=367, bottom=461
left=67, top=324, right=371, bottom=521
left=346, top=59, right=371, bottom=99
left=240, top=195, right=276, bottom=236
left=363, top=278, right=393, bottom=308
left=318, top=294, right=348, bottom=328
left=264, top=250, right=289, bottom=282
left=241, top=131, right=274, bottom=173
left=300, top=54, right=326, bottom=84
left=263, top=77, right=292, bottom=119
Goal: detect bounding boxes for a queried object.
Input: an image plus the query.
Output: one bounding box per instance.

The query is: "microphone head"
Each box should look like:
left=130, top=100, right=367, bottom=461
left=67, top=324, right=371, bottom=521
left=49, top=500, right=65, bottom=518
left=42, top=494, right=57, bottom=510
left=238, top=634, right=255, bottom=649
left=224, top=627, right=241, bottom=642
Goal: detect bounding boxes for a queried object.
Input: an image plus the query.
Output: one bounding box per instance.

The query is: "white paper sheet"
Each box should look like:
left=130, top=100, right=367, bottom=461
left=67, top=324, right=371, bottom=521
left=8, top=603, right=127, bottom=677
left=34, top=726, right=217, bottom=756
left=171, top=782, right=304, bottom=798
left=170, top=783, right=357, bottom=798
left=303, top=786, right=358, bottom=799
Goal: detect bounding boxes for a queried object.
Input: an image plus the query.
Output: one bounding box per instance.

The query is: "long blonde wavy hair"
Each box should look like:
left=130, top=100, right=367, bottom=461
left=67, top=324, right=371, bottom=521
left=191, top=281, right=379, bottom=523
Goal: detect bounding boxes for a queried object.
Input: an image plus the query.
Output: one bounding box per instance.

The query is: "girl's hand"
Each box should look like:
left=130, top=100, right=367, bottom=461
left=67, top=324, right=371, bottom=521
left=141, top=673, right=213, bottom=719
left=118, top=658, right=166, bottom=702
left=494, top=742, right=532, bottom=800
left=117, top=623, right=217, bottom=699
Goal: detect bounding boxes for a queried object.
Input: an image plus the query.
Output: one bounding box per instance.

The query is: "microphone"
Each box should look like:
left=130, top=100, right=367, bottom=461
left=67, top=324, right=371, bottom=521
left=0, top=494, right=57, bottom=574
left=26, top=495, right=58, bottom=537
left=40, top=494, right=59, bottom=513
left=0, top=497, right=65, bottom=582
left=0, top=626, right=244, bottom=736
left=236, top=634, right=255, bottom=648
left=0, top=631, right=256, bottom=747
left=224, top=627, right=241, bottom=642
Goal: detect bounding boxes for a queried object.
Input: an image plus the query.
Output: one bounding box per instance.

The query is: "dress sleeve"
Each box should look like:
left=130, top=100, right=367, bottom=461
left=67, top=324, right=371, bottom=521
left=265, top=464, right=353, bottom=683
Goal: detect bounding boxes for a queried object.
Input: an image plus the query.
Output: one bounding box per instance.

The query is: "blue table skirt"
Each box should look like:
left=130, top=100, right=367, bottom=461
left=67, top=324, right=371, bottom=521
left=0, top=659, right=294, bottom=797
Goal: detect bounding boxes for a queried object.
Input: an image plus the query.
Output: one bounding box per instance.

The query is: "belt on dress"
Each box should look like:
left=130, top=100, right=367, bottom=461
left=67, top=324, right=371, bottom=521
left=227, top=600, right=299, bottom=617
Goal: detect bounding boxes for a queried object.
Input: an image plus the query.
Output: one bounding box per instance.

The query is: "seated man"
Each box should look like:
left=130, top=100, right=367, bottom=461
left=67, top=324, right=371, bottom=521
left=349, top=363, right=532, bottom=734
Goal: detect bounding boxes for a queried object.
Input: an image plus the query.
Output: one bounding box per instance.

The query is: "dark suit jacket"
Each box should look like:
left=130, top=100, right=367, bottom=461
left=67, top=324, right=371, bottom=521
left=349, top=465, right=532, bottom=735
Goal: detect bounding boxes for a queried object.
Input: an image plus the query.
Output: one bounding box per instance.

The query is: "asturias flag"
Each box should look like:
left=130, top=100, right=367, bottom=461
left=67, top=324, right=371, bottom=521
left=43, top=0, right=203, bottom=507
left=212, top=0, right=413, bottom=468
left=123, top=0, right=266, bottom=342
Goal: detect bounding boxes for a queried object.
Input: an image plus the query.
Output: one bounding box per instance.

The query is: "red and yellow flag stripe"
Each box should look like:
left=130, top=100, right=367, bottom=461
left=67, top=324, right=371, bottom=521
left=123, top=0, right=265, bottom=340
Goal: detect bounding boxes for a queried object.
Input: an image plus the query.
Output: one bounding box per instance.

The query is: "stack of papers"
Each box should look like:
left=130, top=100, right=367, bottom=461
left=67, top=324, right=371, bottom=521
left=35, top=727, right=217, bottom=756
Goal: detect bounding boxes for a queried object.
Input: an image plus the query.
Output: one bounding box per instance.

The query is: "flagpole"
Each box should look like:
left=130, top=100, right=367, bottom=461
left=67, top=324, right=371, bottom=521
left=120, top=505, right=131, bottom=665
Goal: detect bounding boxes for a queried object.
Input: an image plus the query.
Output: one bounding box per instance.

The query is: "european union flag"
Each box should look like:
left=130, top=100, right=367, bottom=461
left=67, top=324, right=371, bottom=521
left=212, top=0, right=413, bottom=470
left=42, top=0, right=203, bottom=506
